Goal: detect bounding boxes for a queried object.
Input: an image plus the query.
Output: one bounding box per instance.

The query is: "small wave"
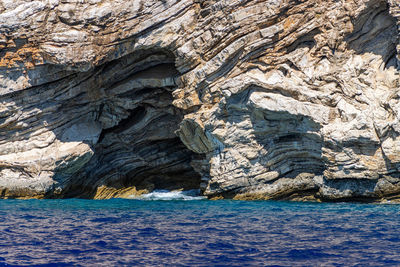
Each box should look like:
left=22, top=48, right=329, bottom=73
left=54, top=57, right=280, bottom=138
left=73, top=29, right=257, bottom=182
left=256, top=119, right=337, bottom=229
left=130, top=190, right=206, bottom=201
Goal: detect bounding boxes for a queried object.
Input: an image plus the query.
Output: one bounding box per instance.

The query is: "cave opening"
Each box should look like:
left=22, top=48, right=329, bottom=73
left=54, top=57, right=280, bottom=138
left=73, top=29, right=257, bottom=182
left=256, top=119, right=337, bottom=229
left=63, top=50, right=202, bottom=199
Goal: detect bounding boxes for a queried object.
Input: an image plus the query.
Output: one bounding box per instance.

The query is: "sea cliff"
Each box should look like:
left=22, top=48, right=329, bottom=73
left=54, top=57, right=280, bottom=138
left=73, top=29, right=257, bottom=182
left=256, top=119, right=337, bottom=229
left=0, top=0, right=400, bottom=201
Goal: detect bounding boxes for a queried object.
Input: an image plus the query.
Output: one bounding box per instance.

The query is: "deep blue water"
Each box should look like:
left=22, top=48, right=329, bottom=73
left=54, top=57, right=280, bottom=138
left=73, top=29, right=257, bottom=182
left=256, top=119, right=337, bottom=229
left=0, top=198, right=400, bottom=266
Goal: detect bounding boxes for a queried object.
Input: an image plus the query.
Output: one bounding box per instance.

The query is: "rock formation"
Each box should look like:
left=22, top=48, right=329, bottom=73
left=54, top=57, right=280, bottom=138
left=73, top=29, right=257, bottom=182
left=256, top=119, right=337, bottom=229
left=0, top=0, right=400, bottom=201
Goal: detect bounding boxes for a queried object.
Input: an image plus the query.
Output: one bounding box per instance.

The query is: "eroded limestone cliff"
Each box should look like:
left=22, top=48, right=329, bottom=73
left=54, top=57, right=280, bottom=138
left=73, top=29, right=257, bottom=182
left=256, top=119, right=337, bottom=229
left=0, top=0, right=400, bottom=201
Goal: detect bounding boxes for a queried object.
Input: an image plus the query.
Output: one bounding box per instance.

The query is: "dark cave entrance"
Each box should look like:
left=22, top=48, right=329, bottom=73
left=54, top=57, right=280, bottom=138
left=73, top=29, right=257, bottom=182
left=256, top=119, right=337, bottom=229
left=64, top=50, right=201, bottom=198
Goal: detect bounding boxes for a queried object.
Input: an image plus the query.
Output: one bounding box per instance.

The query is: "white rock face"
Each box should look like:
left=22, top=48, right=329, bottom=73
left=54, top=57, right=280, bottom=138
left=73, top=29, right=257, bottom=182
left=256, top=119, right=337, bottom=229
left=0, top=0, right=399, bottom=201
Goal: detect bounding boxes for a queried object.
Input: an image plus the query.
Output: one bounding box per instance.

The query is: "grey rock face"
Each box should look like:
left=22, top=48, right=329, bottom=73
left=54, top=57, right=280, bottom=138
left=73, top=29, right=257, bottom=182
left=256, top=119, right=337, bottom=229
left=0, top=0, right=400, bottom=201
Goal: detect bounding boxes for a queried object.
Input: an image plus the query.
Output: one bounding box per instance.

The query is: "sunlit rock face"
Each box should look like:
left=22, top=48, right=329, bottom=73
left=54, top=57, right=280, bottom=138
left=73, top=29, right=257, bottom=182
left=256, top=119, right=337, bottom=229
left=0, top=0, right=400, bottom=201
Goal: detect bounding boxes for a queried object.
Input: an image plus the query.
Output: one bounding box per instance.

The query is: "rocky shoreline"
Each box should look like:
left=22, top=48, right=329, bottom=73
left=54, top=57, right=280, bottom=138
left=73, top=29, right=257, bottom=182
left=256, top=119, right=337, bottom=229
left=0, top=0, right=400, bottom=202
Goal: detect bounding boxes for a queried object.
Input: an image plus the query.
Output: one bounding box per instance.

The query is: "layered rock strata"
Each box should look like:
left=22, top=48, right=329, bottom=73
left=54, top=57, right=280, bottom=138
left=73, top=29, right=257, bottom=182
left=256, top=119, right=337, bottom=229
left=0, top=0, right=400, bottom=201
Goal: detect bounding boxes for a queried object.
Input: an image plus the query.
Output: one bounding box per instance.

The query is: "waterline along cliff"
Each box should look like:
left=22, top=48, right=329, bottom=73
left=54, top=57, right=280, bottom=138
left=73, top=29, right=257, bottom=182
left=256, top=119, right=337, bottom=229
left=0, top=0, right=400, bottom=201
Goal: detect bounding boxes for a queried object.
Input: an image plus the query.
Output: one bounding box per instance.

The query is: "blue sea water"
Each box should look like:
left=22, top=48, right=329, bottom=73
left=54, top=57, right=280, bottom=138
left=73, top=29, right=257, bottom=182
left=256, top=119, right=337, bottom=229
left=0, top=193, right=400, bottom=266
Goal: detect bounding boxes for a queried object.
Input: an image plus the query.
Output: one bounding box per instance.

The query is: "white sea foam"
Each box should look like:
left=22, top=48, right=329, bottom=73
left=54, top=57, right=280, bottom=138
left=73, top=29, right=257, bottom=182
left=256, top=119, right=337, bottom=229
left=130, top=189, right=206, bottom=201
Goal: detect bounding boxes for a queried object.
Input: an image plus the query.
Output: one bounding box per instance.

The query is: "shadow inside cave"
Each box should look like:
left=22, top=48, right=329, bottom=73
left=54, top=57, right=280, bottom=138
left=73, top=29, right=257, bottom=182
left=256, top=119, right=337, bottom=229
left=46, top=49, right=202, bottom=198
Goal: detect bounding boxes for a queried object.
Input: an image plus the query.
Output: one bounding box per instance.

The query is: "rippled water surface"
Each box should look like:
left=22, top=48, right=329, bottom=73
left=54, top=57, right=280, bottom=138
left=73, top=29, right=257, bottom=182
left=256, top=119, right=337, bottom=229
left=1, top=198, right=400, bottom=266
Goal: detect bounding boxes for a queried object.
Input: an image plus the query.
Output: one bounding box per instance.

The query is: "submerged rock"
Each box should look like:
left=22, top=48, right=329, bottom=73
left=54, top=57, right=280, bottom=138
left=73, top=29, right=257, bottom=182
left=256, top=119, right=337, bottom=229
left=0, top=0, right=400, bottom=202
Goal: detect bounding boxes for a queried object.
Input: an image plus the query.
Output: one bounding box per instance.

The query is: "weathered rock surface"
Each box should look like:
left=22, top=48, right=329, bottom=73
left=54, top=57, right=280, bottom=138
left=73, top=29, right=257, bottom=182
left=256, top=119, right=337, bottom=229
left=0, top=0, right=400, bottom=201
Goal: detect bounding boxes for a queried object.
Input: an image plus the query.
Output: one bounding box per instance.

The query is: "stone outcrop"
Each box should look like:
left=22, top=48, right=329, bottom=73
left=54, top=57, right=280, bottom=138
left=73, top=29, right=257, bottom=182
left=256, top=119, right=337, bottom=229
left=0, top=0, right=400, bottom=202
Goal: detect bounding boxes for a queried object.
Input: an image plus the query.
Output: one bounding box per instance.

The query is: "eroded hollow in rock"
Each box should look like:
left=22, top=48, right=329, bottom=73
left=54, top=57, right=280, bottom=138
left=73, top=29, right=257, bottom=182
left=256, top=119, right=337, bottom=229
left=346, top=0, right=399, bottom=69
left=59, top=50, right=201, bottom=198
